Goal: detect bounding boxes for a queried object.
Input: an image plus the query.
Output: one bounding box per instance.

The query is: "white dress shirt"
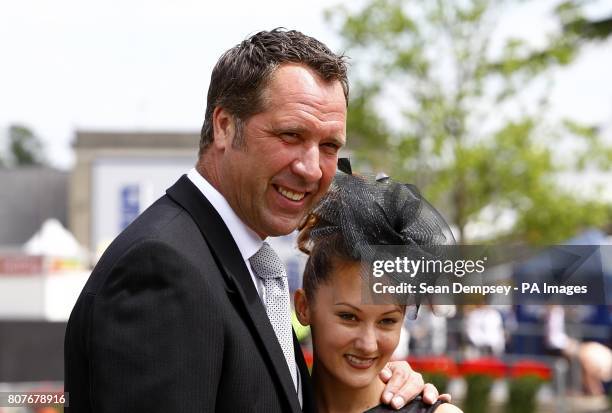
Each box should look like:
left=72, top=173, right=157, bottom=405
left=187, top=168, right=265, bottom=298
left=186, top=168, right=302, bottom=403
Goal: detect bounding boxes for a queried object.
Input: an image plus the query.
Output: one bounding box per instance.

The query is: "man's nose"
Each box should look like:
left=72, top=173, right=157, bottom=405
left=291, top=144, right=322, bottom=183
left=354, top=325, right=378, bottom=354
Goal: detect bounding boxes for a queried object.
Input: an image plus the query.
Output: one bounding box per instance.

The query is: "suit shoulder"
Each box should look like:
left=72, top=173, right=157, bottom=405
left=83, top=195, right=217, bottom=294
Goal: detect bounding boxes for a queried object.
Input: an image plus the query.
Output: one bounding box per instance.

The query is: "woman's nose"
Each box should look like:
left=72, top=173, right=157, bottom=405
left=354, top=325, right=378, bottom=354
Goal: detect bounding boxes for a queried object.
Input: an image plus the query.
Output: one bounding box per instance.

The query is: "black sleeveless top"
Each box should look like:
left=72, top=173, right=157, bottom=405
left=363, top=396, right=446, bottom=413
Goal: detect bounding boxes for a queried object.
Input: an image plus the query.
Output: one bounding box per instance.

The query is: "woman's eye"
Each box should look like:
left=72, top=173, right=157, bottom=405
left=338, top=312, right=357, bottom=321
left=379, top=318, right=399, bottom=325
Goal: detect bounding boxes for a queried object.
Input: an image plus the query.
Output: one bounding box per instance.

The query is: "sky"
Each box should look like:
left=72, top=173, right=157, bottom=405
left=0, top=0, right=611, bottom=170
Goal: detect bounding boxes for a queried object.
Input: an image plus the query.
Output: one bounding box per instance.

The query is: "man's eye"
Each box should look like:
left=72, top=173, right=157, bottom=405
left=281, top=132, right=300, bottom=140
left=321, top=142, right=341, bottom=155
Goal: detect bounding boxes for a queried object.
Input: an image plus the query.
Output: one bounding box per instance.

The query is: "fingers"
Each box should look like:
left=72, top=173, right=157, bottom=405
left=380, top=362, right=424, bottom=409
left=421, top=383, right=440, bottom=404
left=379, top=366, right=392, bottom=382
left=390, top=373, right=426, bottom=409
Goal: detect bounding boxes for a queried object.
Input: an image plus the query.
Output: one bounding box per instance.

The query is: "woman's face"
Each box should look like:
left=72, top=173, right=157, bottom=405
left=295, top=260, right=405, bottom=389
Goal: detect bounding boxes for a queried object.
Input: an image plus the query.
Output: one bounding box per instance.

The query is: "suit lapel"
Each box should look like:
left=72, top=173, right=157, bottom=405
left=294, top=332, right=315, bottom=413
left=167, top=175, right=303, bottom=413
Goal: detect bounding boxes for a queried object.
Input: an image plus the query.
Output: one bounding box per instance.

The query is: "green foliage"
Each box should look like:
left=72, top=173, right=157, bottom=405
left=558, top=0, right=612, bottom=41
left=505, top=375, right=544, bottom=413
left=328, top=0, right=612, bottom=244
left=422, top=372, right=449, bottom=394
left=8, top=124, right=45, bottom=166
left=463, top=373, right=493, bottom=413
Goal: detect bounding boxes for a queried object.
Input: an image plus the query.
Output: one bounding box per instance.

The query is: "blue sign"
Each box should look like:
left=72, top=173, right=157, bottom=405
left=120, top=184, right=140, bottom=230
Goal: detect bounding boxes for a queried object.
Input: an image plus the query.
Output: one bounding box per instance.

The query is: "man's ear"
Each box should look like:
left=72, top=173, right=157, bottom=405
left=294, top=289, right=311, bottom=326
left=211, top=106, right=235, bottom=151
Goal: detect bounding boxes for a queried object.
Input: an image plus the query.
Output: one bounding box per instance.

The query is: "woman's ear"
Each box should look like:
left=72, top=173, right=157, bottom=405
left=294, top=288, right=311, bottom=326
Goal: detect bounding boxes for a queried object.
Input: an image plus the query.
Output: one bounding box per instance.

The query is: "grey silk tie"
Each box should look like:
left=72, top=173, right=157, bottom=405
left=249, top=242, right=298, bottom=391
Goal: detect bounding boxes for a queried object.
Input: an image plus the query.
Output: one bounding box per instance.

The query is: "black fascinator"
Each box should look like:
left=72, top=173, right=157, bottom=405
left=303, top=159, right=455, bottom=260
left=299, top=159, right=457, bottom=317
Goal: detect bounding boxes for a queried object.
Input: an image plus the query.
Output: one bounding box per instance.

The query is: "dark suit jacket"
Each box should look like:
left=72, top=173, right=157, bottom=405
left=65, top=175, right=314, bottom=412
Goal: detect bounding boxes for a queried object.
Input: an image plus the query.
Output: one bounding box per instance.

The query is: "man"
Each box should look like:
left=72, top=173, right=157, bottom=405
left=65, top=29, right=444, bottom=412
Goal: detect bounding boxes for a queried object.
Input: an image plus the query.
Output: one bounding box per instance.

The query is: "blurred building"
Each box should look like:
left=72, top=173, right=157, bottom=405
left=0, top=167, right=68, bottom=249
left=0, top=167, right=71, bottom=383
left=1, top=131, right=199, bottom=384
left=70, top=131, right=199, bottom=253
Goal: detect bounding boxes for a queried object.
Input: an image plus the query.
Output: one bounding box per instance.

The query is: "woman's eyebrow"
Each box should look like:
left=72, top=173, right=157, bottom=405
left=381, top=308, right=403, bottom=315
left=333, top=302, right=361, bottom=312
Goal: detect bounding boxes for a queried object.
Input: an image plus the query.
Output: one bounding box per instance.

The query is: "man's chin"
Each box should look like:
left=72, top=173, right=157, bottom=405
left=263, top=217, right=303, bottom=237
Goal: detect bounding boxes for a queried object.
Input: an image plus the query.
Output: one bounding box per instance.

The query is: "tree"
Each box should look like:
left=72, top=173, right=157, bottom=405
left=8, top=124, right=45, bottom=166
left=328, top=0, right=612, bottom=244
left=557, top=0, right=612, bottom=41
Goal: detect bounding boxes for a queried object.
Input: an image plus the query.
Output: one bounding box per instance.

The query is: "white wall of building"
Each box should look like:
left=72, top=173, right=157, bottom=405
left=91, top=156, right=195, bottom=252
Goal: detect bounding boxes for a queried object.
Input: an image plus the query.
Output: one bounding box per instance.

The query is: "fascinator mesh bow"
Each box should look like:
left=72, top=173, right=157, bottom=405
left=306, top=160, right=456, bottom=261
left=303, top=160, right=457, bottom=318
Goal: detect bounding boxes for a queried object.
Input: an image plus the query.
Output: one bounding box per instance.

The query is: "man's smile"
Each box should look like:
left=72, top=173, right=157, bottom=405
left=273, top=184, right=307, bottom=202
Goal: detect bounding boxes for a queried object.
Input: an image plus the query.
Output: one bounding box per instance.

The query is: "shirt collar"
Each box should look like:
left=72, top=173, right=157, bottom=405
left=187, top=168, right=263, bottom=261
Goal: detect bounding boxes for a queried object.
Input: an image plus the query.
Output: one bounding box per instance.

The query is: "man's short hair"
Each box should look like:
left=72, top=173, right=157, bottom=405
left=200, top=28, right=349, bottom=153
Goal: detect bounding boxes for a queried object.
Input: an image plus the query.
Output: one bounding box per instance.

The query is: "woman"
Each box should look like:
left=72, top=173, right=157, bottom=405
left=294, top=169, right=462, bottom=413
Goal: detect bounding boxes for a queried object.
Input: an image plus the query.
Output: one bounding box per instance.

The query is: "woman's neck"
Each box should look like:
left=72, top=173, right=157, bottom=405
left=312, top=362, right=384, bottom=413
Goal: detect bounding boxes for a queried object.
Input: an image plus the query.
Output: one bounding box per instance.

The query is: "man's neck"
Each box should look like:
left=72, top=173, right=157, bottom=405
left=312, top=362, right=383, bottom=413
left=196, top=159, right=221, bottom=194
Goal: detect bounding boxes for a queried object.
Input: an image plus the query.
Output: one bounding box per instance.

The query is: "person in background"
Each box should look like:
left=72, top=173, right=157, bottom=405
left=545, top=305, right=612, bottom=396
left=463, top=304, right=506, bottom=357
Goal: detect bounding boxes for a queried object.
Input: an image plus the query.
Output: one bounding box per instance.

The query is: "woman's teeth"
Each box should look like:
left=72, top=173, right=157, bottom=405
left=345, top=355, right=375, bottom=367
left=277, top=186, right=305, bottom=201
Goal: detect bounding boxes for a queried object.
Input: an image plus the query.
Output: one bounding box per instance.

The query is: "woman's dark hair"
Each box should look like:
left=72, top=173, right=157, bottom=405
left=200, top=28, right=349, bottom=153
left=298, top=214, right=355, bottom=301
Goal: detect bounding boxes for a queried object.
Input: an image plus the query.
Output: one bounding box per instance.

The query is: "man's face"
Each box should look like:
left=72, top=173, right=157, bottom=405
left=216, top=64, right=347, bottom=238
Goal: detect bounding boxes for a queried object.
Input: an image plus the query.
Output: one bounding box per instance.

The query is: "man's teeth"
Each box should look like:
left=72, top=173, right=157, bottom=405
left=346, top=355, right=375, bottom=366
left=277, top=186, right=305, bottom=201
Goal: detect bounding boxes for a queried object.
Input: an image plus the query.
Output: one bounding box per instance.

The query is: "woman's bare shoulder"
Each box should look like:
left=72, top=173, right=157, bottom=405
left=435, top=403, right=463, bottom=413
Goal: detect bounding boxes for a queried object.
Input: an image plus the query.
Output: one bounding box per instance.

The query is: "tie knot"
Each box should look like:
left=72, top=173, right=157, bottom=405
left=249, top=242, right=287, bottom=280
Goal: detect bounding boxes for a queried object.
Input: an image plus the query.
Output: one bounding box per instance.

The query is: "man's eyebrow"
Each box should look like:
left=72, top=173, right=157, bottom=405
left=271, top=125, right=307, bottom=134
left=327, top=136, right=346, bottom=147
left=270, top=124, right=345, bottom=146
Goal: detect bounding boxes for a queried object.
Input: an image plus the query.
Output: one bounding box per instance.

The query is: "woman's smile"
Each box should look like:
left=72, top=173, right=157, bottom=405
left=344, top=354, right=378, bottom=369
